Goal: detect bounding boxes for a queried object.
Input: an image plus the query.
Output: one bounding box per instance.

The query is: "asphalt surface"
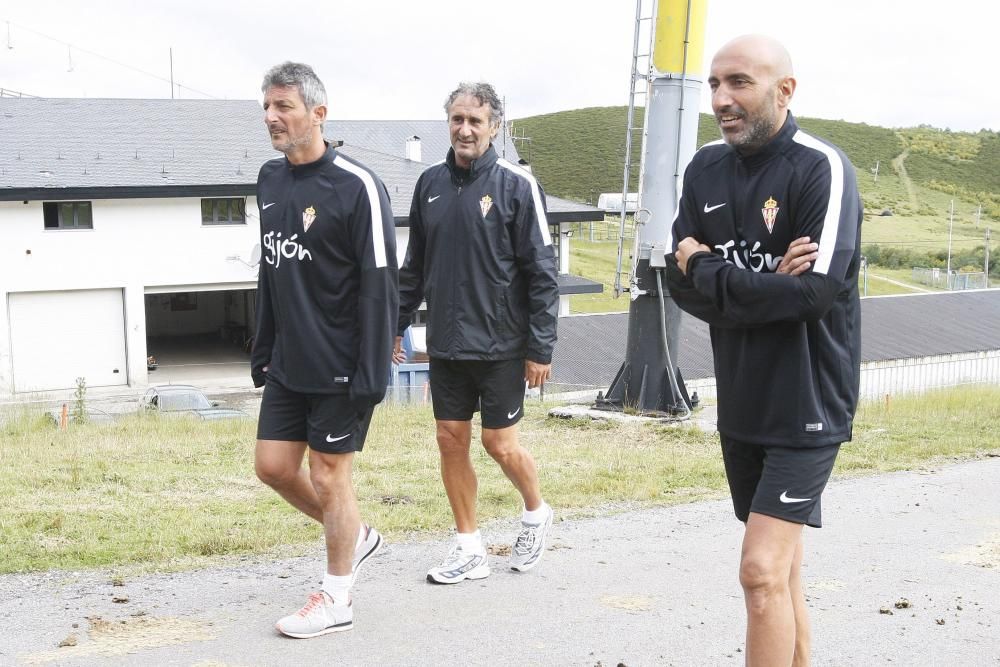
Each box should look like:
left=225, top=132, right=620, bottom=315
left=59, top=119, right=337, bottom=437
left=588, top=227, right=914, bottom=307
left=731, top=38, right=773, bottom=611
left=2, top=458, right=999, bottom=666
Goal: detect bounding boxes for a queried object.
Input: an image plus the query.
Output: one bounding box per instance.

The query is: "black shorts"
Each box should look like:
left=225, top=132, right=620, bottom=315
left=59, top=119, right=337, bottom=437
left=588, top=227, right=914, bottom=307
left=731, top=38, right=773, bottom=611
left=720, top=435, right=840, bottom=528
left=429, top=358, right=526, bottom=429
left=257, top=378, right=374, bottom=454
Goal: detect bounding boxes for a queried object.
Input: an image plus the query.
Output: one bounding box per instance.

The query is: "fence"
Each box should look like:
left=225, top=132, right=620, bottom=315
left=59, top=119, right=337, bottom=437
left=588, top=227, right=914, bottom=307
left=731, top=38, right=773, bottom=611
left=912, top=267, right=988, bottom=291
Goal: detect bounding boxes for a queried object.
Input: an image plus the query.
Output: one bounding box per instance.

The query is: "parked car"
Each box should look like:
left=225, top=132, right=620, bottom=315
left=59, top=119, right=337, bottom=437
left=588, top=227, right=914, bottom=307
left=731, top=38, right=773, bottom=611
left=140, top=385, right=247, bottom=420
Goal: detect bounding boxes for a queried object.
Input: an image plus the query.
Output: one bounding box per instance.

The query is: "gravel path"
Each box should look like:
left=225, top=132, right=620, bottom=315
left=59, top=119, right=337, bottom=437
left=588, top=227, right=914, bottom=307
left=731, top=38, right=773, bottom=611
left=2, top=458, right=998, bottom=666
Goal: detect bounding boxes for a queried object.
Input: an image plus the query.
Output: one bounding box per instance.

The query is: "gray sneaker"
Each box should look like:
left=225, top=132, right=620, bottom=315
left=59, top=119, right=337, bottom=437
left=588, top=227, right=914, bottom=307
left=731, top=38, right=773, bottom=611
left=510, top=506, right=554, bottom=572
left=351, top=524, right=383, bottom=586
left=426, top=544, right=490, bottom=584
left=275, top=591, right=353, bottom=639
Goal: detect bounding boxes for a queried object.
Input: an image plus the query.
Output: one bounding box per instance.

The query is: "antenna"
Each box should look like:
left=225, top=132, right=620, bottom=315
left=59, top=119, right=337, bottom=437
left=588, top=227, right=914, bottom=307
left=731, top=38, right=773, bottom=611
left=6, top=21, right=12, bottom=49
left=66, top=45, right=73, bottom=72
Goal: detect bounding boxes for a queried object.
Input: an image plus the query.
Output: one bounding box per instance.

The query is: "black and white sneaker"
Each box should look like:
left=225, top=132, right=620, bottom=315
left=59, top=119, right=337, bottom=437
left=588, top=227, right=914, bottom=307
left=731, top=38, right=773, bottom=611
left=426, top=544, right=490, bottom=584
left=510, top=506, right=554, bottom=572
left=351, top=523, right=383, bottom=586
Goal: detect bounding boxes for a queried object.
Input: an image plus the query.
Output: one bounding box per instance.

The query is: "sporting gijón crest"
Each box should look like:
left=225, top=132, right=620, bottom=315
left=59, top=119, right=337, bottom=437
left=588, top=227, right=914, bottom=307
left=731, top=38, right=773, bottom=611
left=761, top=196, right=779, bottom=234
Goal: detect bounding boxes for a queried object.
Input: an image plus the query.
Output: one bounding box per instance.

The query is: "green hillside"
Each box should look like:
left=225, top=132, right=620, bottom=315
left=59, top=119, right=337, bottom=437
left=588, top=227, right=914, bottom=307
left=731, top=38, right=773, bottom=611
left=512, top=107, right=999, bottom=314
left=512, top=107, right=999, bottom=222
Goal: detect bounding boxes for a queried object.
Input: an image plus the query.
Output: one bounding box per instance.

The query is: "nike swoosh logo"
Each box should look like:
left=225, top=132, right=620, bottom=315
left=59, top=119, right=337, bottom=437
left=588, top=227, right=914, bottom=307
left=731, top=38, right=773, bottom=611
left=326, top=433, right=351, bottom=443
left=507, top=407, right=521, bottom=419
left=779, top=491, right=811, bottom=504
left=703, top=202, right=726, bottom=213
left=262, top=202, right=278, bottom=210
left=428, top=195, right=441, bottom=203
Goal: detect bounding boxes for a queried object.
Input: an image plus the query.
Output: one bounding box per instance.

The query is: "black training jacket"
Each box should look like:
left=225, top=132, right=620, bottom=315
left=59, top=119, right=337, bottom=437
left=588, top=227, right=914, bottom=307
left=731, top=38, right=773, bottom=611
left=398, top=145, right=558, bottom=363
left=665, top=114, right=863, bottom=447
left=251, top=144, right=398, bottom=406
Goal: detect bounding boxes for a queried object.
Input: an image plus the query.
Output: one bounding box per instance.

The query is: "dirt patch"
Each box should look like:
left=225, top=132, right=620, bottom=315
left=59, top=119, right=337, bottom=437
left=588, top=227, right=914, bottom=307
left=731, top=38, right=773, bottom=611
left=24, top=615, right=215, bottom=664
left=809, top=578, right=846, bottom=591
left=599, top=595, right=654, bottom=612
left=942, top=532, right=1000, bottom=569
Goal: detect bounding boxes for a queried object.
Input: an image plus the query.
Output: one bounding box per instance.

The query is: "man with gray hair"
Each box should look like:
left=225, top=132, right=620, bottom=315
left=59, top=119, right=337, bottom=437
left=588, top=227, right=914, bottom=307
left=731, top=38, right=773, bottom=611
left=396, top=82, right=559, bottom=584
left=252, top=61, right=398, bottom=638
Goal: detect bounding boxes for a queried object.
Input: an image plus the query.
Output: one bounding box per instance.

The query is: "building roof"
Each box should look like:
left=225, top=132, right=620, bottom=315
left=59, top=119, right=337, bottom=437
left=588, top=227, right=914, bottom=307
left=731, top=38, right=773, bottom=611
left=550, top=289, right=1000, bottom=390
left=0, top=97, right=601, bottom=222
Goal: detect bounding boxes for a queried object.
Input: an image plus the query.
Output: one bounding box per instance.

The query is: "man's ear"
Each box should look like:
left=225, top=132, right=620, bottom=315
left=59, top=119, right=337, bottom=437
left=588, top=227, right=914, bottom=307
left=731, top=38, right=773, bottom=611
left=312, top=104, right=328, bottom=127
left=489, top=119, right=501, bottom=140
left=777, top=76, right=796, bottom=108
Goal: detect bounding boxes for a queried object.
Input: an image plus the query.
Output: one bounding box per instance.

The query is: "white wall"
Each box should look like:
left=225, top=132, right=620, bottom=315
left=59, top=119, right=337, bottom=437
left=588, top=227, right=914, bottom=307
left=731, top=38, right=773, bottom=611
left=0, top=197, right=260, bottom=393
left=1, top=200, right=416, bottom=394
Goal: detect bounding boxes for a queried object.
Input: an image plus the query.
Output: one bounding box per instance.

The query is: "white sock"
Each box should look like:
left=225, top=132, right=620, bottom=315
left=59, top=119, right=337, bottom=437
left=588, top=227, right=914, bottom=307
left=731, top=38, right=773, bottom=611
left=321, top=573, right=352, bottom=606
left=522, top=501, right=550, bottom=524
left=455, top=530, right=484, bottom=553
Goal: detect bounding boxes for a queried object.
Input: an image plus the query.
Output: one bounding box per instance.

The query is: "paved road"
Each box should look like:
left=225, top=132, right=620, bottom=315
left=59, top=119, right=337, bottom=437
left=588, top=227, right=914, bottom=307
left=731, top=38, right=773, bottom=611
left=2, top=458, right=999, bottom=666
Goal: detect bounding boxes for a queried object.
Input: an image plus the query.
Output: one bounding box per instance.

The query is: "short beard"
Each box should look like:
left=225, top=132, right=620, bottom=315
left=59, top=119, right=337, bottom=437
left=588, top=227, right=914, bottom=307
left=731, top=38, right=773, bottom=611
left=728, top=113, right=777, bottom=154
left=718, top=86, right=780, bottom=154
left=274, top=131, right=314, bottom=154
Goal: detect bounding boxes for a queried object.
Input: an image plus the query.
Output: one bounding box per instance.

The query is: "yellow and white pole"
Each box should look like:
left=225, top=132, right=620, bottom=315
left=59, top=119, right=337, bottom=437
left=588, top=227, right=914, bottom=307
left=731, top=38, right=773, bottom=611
left=603, top=0, right=708, bottom=415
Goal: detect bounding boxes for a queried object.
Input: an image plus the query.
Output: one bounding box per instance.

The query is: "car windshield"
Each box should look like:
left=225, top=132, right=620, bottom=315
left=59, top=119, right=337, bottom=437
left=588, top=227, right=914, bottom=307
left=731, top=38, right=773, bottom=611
left=159, top=391, right=212, bottom=411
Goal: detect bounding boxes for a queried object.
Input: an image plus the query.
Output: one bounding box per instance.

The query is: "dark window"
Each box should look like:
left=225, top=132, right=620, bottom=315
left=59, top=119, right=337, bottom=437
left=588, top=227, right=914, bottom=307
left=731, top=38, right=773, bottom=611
left=201, top=198, right=246, bottom=225
left=43, top=201, right=93, bottom=229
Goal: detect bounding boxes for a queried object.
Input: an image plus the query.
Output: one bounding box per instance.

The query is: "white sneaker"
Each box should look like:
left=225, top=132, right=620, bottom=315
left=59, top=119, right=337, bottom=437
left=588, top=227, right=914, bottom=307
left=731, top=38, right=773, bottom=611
left=510, top=506, right=554, bottom=572
left=352, top=523, right=383, bottom=586
left=275, top=592, right=353, bottom=639
left=426, top=544, right=491, bottom=584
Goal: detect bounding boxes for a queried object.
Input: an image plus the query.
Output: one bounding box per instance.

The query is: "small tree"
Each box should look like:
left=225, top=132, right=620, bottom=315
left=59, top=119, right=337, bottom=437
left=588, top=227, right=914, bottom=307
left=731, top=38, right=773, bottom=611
left=72, top=377, right=87, bottom=424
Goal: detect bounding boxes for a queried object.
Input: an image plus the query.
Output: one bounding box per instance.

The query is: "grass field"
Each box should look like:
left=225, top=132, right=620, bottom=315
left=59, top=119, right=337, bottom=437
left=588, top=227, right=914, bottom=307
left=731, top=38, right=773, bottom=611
left=565, top=235, right=955, bottom=314
left=2, top=385, right=999, bottom=574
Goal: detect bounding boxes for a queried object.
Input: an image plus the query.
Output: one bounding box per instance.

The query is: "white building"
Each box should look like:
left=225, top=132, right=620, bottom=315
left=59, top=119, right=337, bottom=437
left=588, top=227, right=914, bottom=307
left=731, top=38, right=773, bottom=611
left=0, top=98, right=602, bottom=395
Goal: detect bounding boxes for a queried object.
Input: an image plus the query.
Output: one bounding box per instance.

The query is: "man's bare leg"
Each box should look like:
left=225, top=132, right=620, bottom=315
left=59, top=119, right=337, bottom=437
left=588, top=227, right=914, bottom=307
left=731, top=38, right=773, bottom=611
left=255, top=439, right=323, bottom=522
left=308, top=449, right=359, bottom=576
left=790, top=537, right=811, bottom=667
left=741, top=512, right=804, bottom=667
left=481, top=425, right=542, bottom=511
left=435, top=420, right=478, bottom=533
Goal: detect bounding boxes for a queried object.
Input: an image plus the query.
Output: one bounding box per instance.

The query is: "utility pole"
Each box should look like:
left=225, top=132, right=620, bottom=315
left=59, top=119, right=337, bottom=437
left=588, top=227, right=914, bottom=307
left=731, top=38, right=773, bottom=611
left=595, top=0, right=706, bottom=416
left=986, top=227, right=991, bottom=286
left=976, top=204, right=982, bottom=227
left=871, top=160, right=879, bottom=184
left=170, top=48, right=175, bottom=99
left=946, top=199, right=954, bottom=290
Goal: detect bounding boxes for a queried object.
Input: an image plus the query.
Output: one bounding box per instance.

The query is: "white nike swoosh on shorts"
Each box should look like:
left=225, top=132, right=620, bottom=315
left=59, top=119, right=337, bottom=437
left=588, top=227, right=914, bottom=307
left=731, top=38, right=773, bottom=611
left=326, top=433, right=351, bottom=443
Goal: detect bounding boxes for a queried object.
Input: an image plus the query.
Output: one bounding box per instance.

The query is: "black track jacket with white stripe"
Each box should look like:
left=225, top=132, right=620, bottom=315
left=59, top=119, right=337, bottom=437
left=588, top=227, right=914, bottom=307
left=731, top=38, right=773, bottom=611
left=251, top=144, right=398, bottom=406
left=665, top=114, right=863, bottom=447
left=398, top=144, right=558, bottom=363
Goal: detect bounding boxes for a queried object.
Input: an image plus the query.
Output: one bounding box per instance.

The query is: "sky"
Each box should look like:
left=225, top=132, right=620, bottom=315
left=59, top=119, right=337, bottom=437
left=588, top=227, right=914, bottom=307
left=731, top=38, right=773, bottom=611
left=1, top=0, right=996, bottom=132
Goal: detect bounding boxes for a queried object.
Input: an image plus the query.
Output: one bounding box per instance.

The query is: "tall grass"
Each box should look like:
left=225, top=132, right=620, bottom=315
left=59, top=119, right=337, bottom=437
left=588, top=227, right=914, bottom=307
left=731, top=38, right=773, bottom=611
left=2, top=386, right=998, bottom=574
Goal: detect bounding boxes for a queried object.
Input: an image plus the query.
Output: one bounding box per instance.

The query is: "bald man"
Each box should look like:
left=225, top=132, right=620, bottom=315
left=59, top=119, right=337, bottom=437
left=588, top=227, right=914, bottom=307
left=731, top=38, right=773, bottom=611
left=665, top=35, right=863, bottom=666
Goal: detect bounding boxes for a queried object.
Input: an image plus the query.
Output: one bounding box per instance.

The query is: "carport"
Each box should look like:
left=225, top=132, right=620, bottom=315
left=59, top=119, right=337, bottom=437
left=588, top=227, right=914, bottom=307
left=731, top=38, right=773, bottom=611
left=143, top=285, right=256, bottom=385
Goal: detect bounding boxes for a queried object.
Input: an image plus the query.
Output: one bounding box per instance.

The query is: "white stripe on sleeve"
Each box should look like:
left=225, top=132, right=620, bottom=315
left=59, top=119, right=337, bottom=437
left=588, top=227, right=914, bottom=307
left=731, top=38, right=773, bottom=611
left=333, top=155, right=388, bottom=268
left=791, top=131, right=844, bottom=276
left=497, top=158, right=552, bottom=246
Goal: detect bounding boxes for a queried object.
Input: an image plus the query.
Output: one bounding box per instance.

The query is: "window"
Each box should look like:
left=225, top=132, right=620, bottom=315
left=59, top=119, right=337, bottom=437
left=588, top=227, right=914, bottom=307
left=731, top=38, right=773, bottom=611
left=201, top=198, right=246, bottom=225
left=43, top=201, right=93, bottom=229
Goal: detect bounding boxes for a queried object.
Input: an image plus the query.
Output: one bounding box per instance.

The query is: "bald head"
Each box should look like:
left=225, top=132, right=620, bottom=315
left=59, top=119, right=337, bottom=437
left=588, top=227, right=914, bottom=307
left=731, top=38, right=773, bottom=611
left=708, top=35, right=797, bottom=153
left=715, top=35, right=793, bottom=80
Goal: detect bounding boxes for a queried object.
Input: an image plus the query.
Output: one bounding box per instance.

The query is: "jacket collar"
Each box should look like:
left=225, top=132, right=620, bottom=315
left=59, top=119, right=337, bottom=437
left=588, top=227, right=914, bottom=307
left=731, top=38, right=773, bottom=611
left=287, top=142, right=335, bottom=176
left=445, top=144, right=499, bottom=183
left=734, top=112, right=798, bottom=167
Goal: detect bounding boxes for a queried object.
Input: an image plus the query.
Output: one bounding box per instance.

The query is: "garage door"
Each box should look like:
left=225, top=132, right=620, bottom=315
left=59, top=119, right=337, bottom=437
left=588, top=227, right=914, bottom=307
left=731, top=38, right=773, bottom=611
left=9, top=289, right=128, bottom=392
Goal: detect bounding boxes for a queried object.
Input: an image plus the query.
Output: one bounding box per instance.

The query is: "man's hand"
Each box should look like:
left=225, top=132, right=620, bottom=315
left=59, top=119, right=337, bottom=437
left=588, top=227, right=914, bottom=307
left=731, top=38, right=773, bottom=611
left=776, top=236, right=819, bottom=276
left=392, top=336, right=406, bottom=364
left=675, top=237, right=711, bottom=275
left=525, top=360, right=551, bottom=389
